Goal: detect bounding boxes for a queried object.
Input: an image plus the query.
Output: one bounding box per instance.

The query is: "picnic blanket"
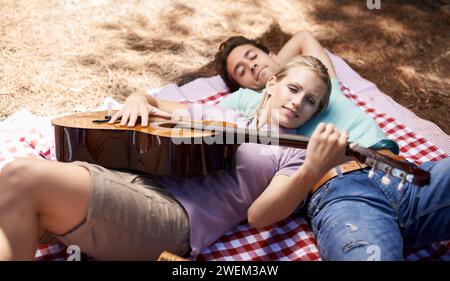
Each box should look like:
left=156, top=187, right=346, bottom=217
left=1, top=53, right=449, bottom=261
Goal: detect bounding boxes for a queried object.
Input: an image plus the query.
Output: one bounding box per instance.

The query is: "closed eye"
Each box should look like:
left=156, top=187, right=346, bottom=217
left=288, top=86, right=298, bottom=93
left=237, top=65, right=245, bottom=76
left=246, top=50, right=257, bottom=60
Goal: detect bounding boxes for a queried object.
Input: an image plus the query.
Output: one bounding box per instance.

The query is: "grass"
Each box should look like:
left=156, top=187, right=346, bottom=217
left=1, top=0, right=449, bottom=133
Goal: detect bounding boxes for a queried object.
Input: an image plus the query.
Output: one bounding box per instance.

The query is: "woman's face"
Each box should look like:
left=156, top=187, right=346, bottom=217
left=266, top=66, right=328, bottom=129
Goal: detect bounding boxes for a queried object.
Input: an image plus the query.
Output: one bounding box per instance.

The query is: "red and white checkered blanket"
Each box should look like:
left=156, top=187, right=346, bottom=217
left=197, top=83, right=450, bottom=261
left=1, top=79, right=449, bottom=261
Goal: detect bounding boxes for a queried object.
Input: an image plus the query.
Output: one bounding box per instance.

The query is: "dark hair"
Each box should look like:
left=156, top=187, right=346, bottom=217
left=215, top=36, right=270, bottom=92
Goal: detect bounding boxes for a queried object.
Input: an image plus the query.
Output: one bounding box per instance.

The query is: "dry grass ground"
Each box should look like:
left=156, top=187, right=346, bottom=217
left=1, top=0, right=449, bottom=133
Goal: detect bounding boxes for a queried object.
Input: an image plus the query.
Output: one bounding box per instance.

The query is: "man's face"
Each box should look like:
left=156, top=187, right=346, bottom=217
left=226, top=44, right=280, bottom=90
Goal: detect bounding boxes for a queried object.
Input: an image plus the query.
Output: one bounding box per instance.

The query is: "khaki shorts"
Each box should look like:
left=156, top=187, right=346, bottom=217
left=49, top=161, right=190, bottom=260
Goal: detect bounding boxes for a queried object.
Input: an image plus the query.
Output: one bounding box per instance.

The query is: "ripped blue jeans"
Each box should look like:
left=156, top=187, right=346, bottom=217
left=307, top=157, right=450, bottom=261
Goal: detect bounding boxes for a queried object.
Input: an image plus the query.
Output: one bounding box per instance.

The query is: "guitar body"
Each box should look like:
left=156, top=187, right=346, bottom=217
left=52, top=111, right=238, bottom=177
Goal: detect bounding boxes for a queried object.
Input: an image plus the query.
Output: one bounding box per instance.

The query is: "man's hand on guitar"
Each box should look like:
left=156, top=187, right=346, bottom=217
left=109, top=94, right=172, bottom=127
left=303, top=123, right=350, bottom=177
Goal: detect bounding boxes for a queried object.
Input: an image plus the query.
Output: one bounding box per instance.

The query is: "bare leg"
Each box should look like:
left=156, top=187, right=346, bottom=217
left=0, top=157, right=92, bottom=260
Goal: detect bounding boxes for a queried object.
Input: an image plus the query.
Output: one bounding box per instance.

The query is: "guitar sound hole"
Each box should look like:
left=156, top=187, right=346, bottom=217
left=158, top=123, right=177, bottom=129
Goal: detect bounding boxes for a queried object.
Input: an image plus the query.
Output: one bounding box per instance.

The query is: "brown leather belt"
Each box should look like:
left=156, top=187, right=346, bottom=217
left=310, top=149, right=406, bottom=194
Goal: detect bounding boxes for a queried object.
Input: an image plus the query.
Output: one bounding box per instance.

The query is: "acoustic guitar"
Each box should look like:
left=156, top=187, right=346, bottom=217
left=52, top=111, right=430, bottom=189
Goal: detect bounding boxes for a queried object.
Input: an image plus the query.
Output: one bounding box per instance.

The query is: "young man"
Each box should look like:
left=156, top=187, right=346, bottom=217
left=0, top=56, right=351, bottom=260
left=103, top=35, right=450, bottom=261
left=211, top=33, right=450, bottom=260
left=108, top=53, right=450, bottom=261
left=214, top=32, right=397, bottom=152
left=215, top=31, right=337, bottom=92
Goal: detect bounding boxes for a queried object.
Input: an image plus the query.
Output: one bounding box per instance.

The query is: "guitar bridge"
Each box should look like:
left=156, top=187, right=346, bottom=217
left=92, top=116, right=112, bottom=123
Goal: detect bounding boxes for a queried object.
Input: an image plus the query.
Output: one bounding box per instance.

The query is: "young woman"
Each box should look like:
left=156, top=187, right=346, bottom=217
left=0, top=56, right=344, bottom=260
left=106, top=54, right=450, bottom=260
left=1, top=56, right=448, bottom=261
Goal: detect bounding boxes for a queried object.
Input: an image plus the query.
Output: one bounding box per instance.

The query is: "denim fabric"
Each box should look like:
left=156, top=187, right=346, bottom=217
left=307, top=158, right=450, bottom=261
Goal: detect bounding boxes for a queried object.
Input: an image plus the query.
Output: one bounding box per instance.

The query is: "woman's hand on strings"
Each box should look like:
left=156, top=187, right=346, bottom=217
left=303, top=123, right=350, bottom=177
left=109, top=94, right=172, bottom=127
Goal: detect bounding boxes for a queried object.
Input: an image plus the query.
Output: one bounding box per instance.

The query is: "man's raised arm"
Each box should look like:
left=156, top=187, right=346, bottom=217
left=277, top=31, right=336, bottom=78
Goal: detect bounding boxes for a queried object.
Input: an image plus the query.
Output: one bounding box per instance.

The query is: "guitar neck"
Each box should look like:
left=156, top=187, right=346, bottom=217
left=190, top=122, right=346, bottom=151
left=183, top=122, right=430, bottom=186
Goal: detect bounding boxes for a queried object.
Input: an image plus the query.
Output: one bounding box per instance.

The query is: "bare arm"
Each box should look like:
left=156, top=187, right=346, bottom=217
left=247, top=123, right=348, bottom=228
left=277, top=31, right=336, bottom=78
left=109, top=91, right=188, bottom=127
left=247, top=164, right=322, bottom=228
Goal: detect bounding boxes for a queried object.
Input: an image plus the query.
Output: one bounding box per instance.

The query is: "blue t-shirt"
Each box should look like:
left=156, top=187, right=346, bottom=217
left=218, top=78, right=398, bottom=152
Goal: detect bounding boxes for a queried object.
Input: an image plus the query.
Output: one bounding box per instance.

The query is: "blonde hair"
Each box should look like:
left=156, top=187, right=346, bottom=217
left=258, top=55, right=332, bottom=119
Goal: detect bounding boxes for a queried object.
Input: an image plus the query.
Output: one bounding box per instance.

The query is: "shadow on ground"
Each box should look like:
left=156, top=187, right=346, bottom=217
left=173, top=0, right=450, bottom=133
